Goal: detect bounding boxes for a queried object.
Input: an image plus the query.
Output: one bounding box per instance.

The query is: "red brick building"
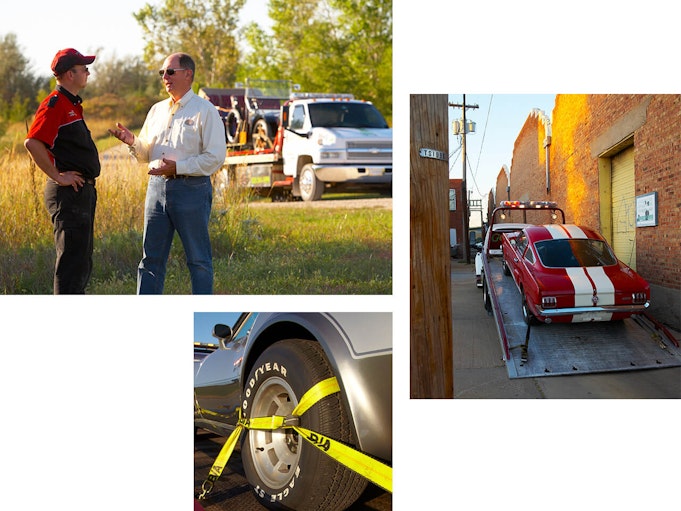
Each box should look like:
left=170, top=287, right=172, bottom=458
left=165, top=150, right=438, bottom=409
left=490, top=94, right=680, bottom=330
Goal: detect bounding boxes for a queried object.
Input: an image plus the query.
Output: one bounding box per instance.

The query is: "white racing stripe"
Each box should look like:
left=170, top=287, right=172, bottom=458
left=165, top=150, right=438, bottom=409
left=544, top=224, right=569, bottom=239
left=562, top=225, right=587, bottom=239
left=586, top=266, right=615, bottom=305
left=565, top=267, right=594, bottom=306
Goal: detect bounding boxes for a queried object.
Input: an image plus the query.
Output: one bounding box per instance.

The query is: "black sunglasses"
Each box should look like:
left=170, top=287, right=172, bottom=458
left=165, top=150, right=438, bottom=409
left=159, top=68, right=187, bottom=77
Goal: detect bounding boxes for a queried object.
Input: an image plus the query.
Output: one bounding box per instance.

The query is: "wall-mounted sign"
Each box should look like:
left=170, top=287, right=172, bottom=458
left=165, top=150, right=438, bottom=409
left=419, top=148, right=447, bottom=161
left=635, top=191, right=658, bottom=227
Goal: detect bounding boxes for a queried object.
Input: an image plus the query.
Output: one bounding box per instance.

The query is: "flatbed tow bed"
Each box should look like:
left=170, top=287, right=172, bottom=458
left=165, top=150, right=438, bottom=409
left=479, top=201, right=681, bottom=379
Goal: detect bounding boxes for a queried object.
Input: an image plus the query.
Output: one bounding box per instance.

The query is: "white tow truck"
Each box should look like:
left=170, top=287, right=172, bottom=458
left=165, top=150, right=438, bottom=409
left=477, top=200, right=680, bottom=378
left=201, top=82, right=392, bottom=201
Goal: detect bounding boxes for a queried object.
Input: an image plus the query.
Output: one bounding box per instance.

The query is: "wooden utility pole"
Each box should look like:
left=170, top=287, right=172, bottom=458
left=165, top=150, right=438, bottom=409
left=449, top=96, right=478, bottom=264
left=410, top=94, right=453, bottom=399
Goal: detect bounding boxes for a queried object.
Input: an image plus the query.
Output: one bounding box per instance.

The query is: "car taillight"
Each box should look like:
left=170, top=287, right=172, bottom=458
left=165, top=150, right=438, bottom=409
left=542, top=296, right=557, bottom=308
left=632, top=292, right=647, bottom=304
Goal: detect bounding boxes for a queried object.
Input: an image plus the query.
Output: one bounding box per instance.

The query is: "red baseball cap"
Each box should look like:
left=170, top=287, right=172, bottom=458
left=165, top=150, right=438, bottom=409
left=51, top=48, right=96, bottom=76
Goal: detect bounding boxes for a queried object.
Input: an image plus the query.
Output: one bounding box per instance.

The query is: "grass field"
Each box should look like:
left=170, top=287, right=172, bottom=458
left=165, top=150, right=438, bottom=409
left=0, top=126, right=392, bottom=295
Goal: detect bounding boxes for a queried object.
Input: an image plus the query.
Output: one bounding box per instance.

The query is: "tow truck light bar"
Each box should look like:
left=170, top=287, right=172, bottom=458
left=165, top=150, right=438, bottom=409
left=498, top=200, right=559, bottom=209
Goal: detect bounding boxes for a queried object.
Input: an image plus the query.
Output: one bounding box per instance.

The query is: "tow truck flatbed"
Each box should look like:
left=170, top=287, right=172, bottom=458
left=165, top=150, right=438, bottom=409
left=484, top=257, right=681, bottom=378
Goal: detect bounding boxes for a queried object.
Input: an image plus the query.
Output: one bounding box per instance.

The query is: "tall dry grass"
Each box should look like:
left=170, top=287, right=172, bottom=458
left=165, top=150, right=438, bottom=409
left=1, top=127, right=391, bottom=294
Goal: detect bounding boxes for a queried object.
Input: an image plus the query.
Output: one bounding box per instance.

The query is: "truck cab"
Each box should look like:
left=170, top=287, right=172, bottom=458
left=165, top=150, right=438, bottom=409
left=282, top=94, right=393, bottom=201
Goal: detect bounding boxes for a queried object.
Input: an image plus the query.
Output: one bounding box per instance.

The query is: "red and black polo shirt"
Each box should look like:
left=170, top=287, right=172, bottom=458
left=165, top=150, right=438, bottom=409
left=27, top=85, right=100, bottom=179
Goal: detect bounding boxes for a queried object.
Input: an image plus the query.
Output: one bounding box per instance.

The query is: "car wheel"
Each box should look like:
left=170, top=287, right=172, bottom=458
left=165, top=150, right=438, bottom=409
left=299, top=164, right=324, bottom=201
left=241, top=339, right=367, bottom=511
left=521, top=291, right=535, bottom=325
left=502, top=257, right=510, bottom=276
left=252, top=118, right=272, bottom=148
left=225, top=109, right=242, bottom=144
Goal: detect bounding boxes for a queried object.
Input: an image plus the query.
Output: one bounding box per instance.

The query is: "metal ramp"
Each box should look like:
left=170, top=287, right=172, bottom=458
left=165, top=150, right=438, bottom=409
left=485, top=258, right=681, bottom=379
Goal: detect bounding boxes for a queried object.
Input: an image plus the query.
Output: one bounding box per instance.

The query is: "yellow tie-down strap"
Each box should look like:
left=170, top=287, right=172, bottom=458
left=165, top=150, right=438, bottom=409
left=198, top=376, right=392, bottom=500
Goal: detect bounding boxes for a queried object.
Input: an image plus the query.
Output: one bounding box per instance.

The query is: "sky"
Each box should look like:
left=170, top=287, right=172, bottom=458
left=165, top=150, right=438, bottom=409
left=2, top=0, right=269, bottom=74
left=193, top=312, right=243, bottom=344
left=448, top=94, right=556, bottom=203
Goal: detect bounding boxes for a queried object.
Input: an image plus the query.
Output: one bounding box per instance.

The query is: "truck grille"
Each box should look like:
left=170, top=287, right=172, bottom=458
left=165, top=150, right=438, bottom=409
left=347, top=141, right=392, bottom=161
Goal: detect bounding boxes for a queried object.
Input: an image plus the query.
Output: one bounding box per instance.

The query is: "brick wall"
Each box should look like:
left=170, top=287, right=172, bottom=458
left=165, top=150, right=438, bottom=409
left=502, top=94, right=680, bottom=289
left=501, top=94, right=680, bottom=327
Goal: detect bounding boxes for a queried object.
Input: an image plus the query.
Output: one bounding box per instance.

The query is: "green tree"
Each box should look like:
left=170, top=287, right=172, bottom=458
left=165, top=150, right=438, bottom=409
left=245, top=0, right=392, bottom=121
left=89, top=54, right=159, bottom=98
left=134, top=0, right=245, bottom=88
left=331, top=0, right=392, bottom=120
left=0, top=33, right=47, bottom=122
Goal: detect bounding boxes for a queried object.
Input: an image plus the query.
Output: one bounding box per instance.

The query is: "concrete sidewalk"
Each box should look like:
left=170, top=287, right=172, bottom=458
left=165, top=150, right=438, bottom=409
left=450, top=260, right=681, bottom=398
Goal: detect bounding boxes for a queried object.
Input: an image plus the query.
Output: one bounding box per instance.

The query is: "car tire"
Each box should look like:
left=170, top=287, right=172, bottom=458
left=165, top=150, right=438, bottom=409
left=299, top=164, right=324, bottom=201
left=225, top=109, right=242, bottom=144
left=252, top=117, right=272, bottom=148
left=502, top=257, right=510, bottom=276
left=241, top=339, right=367, bottom=511
left=521, top=291, right=535, bottom=325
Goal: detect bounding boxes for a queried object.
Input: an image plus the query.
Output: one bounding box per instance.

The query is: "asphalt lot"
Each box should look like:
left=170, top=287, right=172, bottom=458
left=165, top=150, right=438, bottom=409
left=450, top=260, right=681, bottom=398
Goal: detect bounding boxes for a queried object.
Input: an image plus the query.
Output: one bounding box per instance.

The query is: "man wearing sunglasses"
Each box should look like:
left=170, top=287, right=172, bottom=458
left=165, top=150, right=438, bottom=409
left=25, top=48, right=99, bottom=294
left=109, top=53, right=225, bottom=294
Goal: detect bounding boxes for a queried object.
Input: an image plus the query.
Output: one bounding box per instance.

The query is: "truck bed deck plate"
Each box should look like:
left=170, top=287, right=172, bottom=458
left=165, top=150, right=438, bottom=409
left=486, top=258, right=681, bottom=378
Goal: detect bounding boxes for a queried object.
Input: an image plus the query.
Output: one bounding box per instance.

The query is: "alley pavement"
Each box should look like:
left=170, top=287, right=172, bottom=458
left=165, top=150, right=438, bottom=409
left=450, top=260, right=681, bottom=398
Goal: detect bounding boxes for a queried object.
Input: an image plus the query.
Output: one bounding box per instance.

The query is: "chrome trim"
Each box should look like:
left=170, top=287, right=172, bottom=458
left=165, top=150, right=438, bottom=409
left=537, top=302, right=650, bottom=316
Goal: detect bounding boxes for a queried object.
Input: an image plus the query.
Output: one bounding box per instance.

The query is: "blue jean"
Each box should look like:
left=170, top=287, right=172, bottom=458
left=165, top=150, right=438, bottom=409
left=138, top=175, right=213, bottom=294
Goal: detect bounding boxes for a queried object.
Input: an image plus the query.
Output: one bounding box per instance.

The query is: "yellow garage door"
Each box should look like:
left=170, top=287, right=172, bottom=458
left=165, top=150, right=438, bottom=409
left=611, top=146, right=636, bottom=268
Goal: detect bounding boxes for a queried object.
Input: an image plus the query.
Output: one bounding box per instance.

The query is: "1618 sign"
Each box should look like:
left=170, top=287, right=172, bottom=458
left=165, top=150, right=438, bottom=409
left=419, top=148, right=447, bottom=161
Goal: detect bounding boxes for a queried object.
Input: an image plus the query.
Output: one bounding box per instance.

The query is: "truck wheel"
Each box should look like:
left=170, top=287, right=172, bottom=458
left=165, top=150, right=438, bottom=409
left=482, top=276, right=491, bottom=312
left=299, top=164, right=323, bottom=201
left=241, top=339, right=367, bottom=511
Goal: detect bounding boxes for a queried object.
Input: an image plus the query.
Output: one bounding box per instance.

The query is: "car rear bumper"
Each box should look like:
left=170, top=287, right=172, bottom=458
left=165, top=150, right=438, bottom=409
left=537, top=302, right=650, bottom=318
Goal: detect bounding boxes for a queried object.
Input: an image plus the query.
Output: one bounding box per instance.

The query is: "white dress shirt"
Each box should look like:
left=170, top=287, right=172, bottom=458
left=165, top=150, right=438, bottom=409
left=130, top=89, right=226, bottom=176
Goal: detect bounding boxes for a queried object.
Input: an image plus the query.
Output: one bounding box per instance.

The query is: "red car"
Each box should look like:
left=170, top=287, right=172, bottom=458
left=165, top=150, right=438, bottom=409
left=501, top=224, right=650, bottom=324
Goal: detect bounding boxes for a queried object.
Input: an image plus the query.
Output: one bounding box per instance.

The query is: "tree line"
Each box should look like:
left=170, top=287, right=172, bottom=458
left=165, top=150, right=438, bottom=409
left=0, top=0, right=392, bottom=139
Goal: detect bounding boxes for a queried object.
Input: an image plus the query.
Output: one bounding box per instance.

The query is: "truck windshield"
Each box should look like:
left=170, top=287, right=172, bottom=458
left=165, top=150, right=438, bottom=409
left=535, top=239, right=618, bottom=268
left=308, top=103, right=389, bottom=129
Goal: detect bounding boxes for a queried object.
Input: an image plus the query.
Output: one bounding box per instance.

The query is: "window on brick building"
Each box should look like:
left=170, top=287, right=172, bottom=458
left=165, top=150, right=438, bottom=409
left=449, top=189, right=456, bottom=211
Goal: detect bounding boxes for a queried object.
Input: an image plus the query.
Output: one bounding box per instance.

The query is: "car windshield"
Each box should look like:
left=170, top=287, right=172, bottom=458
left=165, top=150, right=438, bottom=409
left=308, top=102, right=389, bottom=129
left=534, top=239, right=617, bottom=268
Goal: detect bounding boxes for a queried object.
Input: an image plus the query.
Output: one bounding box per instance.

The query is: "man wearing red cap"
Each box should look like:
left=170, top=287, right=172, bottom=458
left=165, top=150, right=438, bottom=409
left=25, top=48, right=99, bottom=294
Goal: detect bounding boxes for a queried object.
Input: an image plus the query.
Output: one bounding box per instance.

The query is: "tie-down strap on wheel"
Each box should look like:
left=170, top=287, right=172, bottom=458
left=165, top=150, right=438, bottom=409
left=197, top=376, right=392, bottom=500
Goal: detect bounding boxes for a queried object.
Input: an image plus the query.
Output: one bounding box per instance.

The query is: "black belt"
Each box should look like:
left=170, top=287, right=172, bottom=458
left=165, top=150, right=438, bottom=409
left=165, top=174, right=203, bottom=180
left=49, top=177, right=96, bottom=186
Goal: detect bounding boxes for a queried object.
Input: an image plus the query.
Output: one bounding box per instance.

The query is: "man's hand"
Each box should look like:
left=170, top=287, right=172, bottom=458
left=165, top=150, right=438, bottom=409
left=108, top=122, right=135, bottom=145
left=57, top=171, right=85, bottom=191
left=148, top=158, right=177, bottom=177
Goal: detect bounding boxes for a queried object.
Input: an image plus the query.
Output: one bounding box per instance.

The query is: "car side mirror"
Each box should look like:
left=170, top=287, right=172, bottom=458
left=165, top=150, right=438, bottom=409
left=212, top=323, right=233, bottom=350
